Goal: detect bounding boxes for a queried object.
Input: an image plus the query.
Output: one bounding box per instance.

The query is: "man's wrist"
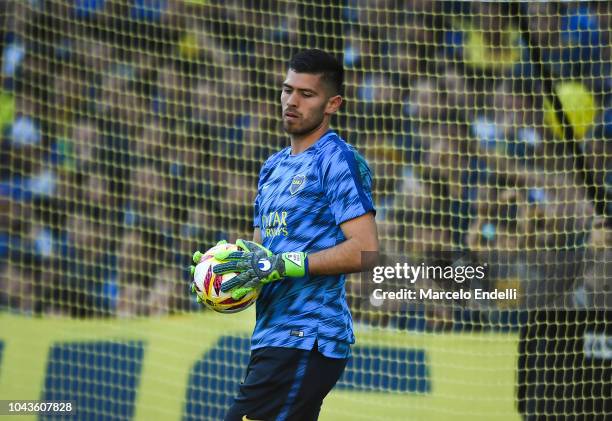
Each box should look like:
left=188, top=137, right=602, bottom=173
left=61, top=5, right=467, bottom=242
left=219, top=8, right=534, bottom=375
left=281, top=252, right=308, bottom=278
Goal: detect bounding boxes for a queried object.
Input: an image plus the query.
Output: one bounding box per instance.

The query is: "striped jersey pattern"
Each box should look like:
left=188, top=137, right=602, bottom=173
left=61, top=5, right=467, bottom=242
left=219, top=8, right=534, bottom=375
left=252, top=130, right=375, bottom=358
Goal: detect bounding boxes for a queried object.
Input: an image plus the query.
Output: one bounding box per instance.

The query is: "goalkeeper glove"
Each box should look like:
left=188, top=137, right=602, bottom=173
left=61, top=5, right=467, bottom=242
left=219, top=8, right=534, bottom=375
left=213, top=239, right=307, bottom=300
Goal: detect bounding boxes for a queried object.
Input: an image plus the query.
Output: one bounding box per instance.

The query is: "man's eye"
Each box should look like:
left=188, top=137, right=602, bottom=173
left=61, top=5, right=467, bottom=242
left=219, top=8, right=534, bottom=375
left=302, top=92, right=313, bottom=97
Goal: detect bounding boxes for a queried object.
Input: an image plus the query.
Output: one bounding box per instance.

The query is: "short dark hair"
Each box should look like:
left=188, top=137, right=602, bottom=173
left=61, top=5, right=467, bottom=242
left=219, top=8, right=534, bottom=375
left=289, top=49, right=344, bottom=96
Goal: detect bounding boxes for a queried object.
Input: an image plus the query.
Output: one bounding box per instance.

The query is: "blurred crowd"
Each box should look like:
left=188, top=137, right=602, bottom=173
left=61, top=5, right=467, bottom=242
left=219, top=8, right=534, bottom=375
left=0, top=1, right=610, bottom=325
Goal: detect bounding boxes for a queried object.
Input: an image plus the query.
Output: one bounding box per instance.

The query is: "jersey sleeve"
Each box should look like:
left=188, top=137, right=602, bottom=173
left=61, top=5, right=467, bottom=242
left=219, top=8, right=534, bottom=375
left=319, top=143, right=375, bottom=226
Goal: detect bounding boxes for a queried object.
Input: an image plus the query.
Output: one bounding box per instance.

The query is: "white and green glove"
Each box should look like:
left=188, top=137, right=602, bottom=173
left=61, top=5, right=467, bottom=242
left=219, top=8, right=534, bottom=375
left=213, top=239, right=307, bottom=300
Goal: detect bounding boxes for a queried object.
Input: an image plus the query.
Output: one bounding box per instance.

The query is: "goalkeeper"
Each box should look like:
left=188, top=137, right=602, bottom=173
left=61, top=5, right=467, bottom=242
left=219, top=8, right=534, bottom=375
left=192, top=49, right=378, bottom=421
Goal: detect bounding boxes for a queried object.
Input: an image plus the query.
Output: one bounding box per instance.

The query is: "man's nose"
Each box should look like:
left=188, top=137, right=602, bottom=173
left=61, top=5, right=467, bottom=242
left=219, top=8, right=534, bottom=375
left=286, top=91, right=299, bottom=107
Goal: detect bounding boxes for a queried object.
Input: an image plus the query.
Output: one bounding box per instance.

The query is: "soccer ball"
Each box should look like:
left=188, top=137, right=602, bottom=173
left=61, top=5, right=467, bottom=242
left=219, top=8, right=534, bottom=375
left=192, top=242, right=259, bottom=313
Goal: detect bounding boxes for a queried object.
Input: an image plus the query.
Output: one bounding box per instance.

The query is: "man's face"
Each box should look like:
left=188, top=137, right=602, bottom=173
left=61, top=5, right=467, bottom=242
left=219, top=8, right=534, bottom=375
left=280, top=70, right=336, bottom=137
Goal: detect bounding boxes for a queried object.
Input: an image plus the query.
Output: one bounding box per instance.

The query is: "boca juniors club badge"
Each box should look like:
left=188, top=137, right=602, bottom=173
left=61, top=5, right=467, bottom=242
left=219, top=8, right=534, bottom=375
left=289, top=174, right=306, bottom=195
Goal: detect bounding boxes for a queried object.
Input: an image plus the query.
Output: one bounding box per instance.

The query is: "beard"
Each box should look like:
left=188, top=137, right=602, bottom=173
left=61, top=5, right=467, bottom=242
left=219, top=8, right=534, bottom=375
left=283, top=118, right=322, bottom=137
left=282, top=105, right=327, bottom=137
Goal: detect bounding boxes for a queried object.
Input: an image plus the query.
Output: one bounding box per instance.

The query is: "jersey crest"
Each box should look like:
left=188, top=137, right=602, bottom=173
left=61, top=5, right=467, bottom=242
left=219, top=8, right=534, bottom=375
left=289, top=173, right=307, bottom=195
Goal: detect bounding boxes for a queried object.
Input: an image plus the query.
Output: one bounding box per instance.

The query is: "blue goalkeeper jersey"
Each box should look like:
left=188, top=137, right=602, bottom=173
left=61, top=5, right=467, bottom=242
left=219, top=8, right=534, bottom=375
left=252, top=129, right=375, bottom=358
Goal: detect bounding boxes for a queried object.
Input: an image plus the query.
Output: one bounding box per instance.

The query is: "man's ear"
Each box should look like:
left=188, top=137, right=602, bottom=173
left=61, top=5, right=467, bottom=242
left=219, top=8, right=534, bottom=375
left=325, top=95, right=343, bottom=115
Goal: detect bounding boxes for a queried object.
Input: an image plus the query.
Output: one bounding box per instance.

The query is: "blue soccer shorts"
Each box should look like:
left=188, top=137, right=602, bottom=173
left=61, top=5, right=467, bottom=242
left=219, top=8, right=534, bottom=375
left=224, top=342, right=349, bottom=421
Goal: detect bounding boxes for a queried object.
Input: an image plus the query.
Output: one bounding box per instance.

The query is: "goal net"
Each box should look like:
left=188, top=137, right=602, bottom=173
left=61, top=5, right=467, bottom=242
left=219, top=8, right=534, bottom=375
left=0, top=1, right=609, bottom=420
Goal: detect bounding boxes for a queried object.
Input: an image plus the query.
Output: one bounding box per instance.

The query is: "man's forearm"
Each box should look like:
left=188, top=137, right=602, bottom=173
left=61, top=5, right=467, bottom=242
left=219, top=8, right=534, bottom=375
left=307, top=237, right=377, bottom=276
